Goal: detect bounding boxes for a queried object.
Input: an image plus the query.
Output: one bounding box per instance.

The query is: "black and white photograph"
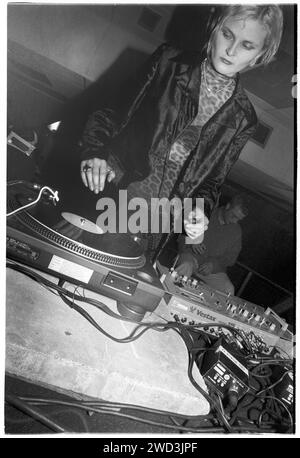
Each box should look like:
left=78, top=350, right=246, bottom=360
left=4, top=2, right=296, bottom=438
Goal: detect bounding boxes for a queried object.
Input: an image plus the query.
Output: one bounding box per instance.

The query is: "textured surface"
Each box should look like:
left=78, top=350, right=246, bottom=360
left=6, top=267, right=210, bottom=416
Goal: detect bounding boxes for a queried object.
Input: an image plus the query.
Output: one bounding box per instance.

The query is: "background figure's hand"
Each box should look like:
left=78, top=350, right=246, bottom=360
left=184, top=207, right=209, bottom=243
left=80, top=158, right=115, bottom=194
left=198, top=262, right=214, bottom=276
left=175, top=260, right=194, bottom=278
left=175, top=252, right=197, bottom=278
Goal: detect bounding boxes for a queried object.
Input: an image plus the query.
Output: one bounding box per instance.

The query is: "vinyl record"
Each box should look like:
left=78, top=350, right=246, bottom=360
left=7, top=181, right=146, bottom=267
left=61, top=212, right=104, bottom=234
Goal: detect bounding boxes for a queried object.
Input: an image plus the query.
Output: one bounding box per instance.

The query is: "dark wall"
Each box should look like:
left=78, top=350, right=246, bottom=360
left=220, top=182, right=294, bottom=293
left=164, top=4, right=214, bottom=52
left=223, top=181, right=294, bottom=325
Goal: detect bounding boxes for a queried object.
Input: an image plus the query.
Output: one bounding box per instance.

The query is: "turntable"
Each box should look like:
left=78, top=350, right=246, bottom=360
left=6, top=182, right=166, bottom=321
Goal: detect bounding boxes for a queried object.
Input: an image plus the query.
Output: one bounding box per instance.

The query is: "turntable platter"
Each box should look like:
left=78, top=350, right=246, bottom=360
left=7, top=182, right=146, bottom=268
left=62, top=212, right=104, bottom=234
left=82, top=231, right=143, bottom=258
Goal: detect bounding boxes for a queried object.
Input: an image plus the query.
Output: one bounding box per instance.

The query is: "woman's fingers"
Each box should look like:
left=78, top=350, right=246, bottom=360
left=184, top=221, right=208, bottom=238
left=80, top=161, right=93, bottom=188
left=98, top=164, right=109, bottom=192
left=184, top=206, right=209, bottom=241
left=80, top=159, right=115, bottom=193
left=86, top=165, right=95, bottom=192
left=107, top=169, right=116, bottom=183
left=80, top=166, right=89, bottom=187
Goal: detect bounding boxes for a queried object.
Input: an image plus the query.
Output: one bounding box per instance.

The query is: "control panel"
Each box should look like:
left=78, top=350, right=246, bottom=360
left=198, top=338, right=249, bottom=403
left=7, top=235, right=40, bottom=261
left=157, top=265, right=294, bottom=357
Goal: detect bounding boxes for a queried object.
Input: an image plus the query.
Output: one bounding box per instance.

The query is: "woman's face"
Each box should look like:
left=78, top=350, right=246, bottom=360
left=210, top=16, right=268, bottom=77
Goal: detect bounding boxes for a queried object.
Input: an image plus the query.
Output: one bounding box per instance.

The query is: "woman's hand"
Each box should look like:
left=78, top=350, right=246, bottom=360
left=184, top=207, right=209, bottom=243
left=80, top=158, right=115, bottom=194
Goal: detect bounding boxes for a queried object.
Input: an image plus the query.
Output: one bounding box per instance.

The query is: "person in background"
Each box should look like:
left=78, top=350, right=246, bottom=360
left=176, top=195, right=248, bottom=295
left=77, top=5, right=283, bottom=261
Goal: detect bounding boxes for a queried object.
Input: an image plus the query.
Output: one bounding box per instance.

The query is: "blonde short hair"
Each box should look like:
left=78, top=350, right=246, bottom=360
left=207, top=4, right=283, bottom=65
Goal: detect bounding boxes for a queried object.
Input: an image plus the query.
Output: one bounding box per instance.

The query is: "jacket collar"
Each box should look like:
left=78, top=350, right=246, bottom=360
left=169, top=49, right=256, bottom=127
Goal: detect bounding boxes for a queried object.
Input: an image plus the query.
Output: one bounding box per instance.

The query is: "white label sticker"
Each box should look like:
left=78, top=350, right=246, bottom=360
left=215, top=365, right=225, bottom=376
left=217, top=345, right=249, bottom=375
left=173, top=300, right=189, bottom=311
left=216, top=363, right=226, bottom=374
left=48, top=255, right=93, bottom=283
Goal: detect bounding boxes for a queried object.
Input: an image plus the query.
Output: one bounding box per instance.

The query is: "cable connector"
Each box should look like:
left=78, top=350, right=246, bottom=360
left=227, top=380, right=239, bottom=410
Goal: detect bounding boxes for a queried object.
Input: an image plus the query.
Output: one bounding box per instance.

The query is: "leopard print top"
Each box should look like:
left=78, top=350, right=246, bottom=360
left=126, top=59, right=236, bottom=203
left=108, top=59, right=236, bottom=256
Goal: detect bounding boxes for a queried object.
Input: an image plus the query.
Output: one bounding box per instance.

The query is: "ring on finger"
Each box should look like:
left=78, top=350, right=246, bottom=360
left=83, top=164, right=92, bottom=172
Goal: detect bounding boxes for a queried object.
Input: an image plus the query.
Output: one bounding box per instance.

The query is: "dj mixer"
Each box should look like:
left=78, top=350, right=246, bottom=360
left=156, top=264, right=294, bottom=358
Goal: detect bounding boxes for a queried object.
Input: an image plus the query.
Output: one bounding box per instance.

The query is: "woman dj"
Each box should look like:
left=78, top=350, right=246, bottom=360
left=78, top=4, right=283, bottom=260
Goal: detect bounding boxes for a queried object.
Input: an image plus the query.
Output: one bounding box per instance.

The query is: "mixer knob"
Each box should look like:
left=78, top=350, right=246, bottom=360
left=192, top=279, right=198, bottom=287
left=254, top=314, right=261, bottom=323
left=215, top=300, right=222, bottom=309
left=247, top=312, right=254, bottom=321
left=231, top=304, right=237, bottom=313
left=242, top=309, right=249, bottom=318
left=269, top=323, right=276, bottom=332
left=182, top=275, right=188, bottom=284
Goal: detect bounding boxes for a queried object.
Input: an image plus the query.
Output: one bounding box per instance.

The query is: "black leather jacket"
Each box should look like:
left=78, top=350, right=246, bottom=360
left=78, top=43, right=257, bottom=253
